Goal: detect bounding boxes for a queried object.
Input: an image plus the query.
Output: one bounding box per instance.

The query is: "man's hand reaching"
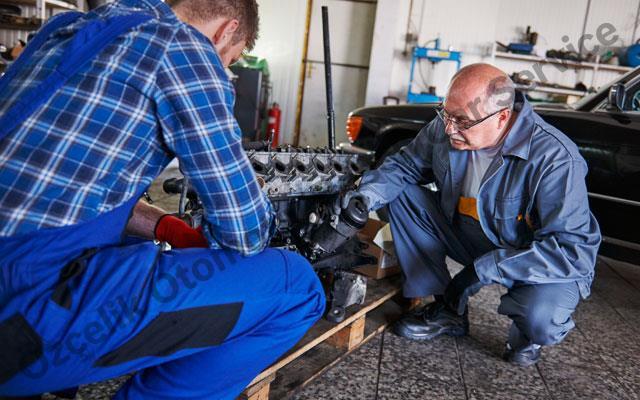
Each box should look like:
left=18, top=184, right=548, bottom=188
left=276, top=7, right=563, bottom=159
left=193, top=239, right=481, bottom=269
left=444, top=264, right=485, bottom=315
left=126, top=201, right=208, bottom=248
left=341, top=190, right=370, bottom=211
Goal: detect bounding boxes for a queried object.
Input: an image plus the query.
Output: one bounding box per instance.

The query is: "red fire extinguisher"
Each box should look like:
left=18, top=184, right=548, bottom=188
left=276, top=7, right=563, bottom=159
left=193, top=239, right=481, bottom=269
left=267, top=102, right=281, bottom=148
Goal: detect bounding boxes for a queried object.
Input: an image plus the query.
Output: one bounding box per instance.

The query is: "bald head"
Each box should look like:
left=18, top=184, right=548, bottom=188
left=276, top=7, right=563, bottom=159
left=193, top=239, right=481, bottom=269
left=446, top=63, right=515, bottom=118
left=441, top=63, right=517, bottom=151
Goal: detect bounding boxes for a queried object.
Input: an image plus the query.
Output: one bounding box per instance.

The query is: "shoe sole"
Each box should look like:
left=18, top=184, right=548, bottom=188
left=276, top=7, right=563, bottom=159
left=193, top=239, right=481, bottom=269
left=392, top=323, right=468, bottom=341
left=505, top=355, right=540, bottom=367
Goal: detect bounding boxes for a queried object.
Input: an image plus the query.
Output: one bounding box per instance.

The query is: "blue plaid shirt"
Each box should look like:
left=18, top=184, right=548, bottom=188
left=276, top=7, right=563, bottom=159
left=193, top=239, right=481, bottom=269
left=0, top=0, right=275, bottom=256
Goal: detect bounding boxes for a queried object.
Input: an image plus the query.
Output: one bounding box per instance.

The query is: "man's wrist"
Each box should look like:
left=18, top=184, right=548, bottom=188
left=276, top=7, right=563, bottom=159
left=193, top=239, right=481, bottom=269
left=125, top=200, right=168, bottom=239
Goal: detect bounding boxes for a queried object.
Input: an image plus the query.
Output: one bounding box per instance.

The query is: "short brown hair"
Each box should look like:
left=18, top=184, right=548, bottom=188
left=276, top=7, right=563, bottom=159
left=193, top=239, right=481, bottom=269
left=167, top=0, right=259, bottom=50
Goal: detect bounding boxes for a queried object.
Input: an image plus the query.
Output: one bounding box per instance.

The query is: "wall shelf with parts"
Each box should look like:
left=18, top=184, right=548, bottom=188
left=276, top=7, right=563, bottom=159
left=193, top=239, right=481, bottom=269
left=0, top=0, right=79, bottom=35
left=0, top=0, right=81, bottom=74
left=0, top=21, right=42, bottom=31
left=514, top=84, right=587, bottom=98
left=11, top=0, right=78, bottom=13
left=494, top=51, right=632, bottom=74
left=491, top=47, right=633, bottom=99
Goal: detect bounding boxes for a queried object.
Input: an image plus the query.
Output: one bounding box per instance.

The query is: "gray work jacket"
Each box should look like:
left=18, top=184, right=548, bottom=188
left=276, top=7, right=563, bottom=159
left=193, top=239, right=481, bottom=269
left=358, top=95, right=601, bottom=298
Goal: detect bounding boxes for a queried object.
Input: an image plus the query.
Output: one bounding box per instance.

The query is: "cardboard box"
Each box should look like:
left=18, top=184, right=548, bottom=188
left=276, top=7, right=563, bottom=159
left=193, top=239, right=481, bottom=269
left=355, top=219, right=400, bottom=279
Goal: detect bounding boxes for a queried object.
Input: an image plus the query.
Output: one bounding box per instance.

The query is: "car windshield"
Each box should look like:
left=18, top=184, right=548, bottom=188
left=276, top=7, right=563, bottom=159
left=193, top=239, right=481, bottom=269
left=570, top=67, right=640, bottom=110
left=570, top=90, right=599, bottom=110
left=569, top=77, right=616, bottom=110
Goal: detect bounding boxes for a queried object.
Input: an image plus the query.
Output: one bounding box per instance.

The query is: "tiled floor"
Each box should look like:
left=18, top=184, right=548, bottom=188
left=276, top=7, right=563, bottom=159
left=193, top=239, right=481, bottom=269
left=293, top=256, right=640, bottom=400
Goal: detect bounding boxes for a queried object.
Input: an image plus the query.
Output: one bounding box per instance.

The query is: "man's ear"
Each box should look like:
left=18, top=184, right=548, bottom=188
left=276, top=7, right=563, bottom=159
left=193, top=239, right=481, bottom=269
left=212, top=18, right=240, bottom=46
left=497, top=109, right=511, bottom=128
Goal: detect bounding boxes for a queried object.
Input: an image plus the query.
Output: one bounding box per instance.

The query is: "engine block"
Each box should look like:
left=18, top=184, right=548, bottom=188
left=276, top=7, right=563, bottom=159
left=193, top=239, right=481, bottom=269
left=246, top=145, right=373, bottom=267
left=247, top=145, right=370, bottom=198
left=163, top=143, right=376, bottom=322
left=164, top=143, right=375, bottom=268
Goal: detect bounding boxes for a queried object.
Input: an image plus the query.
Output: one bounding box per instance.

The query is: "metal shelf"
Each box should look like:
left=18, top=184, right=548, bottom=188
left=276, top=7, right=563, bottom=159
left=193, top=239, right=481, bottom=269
left=494, top=51, right=632, bottom=73
left=0, top=21, right=42, bottom=31
left=45, top=0, right=78, bottom=10
left=514, top=84, right=587, bottom=97
left=0, top=0, right=77, bottom=36
left=12, top=0, right=78, bottom=11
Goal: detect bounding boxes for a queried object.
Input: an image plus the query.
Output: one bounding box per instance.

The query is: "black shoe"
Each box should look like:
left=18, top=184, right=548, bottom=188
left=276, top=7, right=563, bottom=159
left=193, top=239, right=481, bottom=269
left=393, top=300, right=469, bottom=341
left=503, top=343, right=541, bottom=366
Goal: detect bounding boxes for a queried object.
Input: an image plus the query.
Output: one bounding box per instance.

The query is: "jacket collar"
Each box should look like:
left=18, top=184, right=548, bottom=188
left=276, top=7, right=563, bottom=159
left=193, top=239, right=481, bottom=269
left=500, top=91, right=535, bottom=160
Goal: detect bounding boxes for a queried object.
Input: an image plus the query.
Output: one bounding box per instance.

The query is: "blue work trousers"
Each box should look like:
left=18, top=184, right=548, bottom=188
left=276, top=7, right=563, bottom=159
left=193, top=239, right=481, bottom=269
left=0, top=239, right=325, bottom=399
left=388, top=185, right=580, bottom=348
left=0, top=8, right=324, bottom=399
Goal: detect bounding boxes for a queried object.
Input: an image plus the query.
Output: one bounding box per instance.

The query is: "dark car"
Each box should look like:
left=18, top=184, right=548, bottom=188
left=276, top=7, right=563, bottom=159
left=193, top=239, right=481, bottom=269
left=345, top=68, right=640, bottom=259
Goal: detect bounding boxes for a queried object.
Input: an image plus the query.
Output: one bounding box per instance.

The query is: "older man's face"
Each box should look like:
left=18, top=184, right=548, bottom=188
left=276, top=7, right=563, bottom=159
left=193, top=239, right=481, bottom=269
left=442, top=90, right=511, bottom=151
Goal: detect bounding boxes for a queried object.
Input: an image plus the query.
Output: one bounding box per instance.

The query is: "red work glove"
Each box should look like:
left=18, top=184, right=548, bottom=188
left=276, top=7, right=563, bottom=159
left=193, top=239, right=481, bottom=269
left=154, top=215, right=208, bottom=248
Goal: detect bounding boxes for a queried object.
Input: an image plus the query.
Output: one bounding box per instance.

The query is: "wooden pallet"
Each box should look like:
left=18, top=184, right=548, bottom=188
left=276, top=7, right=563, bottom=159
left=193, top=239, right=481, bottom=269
left=239, top=276, right=403, bottom=400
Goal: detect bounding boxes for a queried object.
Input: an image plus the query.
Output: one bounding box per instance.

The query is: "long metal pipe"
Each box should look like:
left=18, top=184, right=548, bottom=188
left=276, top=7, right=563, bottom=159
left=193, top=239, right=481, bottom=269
left=322, top=6, right=336, bottom=150
left=632, top=0, right=640, bottom=44
left=293, top=0, right=313, bottom=147
left=578, top=0, right=592, bottom=56
left=403, top=0, right=414, bottom=56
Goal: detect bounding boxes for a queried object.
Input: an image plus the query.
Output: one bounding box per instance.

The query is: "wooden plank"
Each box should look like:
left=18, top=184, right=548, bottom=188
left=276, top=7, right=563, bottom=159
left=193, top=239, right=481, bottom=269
left=238, top=374, right=275, bottom=400
left=243, top=384, right=269, bottom=400
left=269, top=298, right=404, bottom=399
left=325, top=315, right=365, bottom=350
left=248, top=276, right=401, bottom=386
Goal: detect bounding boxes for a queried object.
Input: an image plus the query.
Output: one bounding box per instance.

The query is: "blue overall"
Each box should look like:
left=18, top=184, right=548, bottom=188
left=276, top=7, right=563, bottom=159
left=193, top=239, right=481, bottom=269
left=0, top=12, right=325, bottom=399
left=388, top=186, right=581, bottom=349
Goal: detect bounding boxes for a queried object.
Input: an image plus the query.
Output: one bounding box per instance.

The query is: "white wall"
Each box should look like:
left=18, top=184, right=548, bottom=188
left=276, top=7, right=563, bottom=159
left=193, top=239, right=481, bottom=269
left=371, top=0, right=640, bottom=105
left=251, top=0, right=308, bottom=145
left=365, top=0, right=404, bottom=106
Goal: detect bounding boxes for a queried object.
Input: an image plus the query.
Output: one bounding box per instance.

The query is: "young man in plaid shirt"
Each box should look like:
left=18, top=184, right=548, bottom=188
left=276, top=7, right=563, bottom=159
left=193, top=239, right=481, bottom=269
left=0, top=1, right=324, bottom=398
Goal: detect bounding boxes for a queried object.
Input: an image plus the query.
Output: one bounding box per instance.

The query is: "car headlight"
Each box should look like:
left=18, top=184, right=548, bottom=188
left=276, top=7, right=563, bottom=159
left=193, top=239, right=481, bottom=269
left=346, top=114, right=363, bottom=143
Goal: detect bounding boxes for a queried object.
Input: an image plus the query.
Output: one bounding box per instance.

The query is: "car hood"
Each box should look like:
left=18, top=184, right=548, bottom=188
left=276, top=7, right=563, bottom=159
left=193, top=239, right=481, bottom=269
left=351, top=104, right=438, bottom=124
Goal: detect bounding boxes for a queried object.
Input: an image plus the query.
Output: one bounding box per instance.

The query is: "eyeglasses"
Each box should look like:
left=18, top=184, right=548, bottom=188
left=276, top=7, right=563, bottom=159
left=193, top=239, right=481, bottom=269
left=435, top=104, right=508, bottom=131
